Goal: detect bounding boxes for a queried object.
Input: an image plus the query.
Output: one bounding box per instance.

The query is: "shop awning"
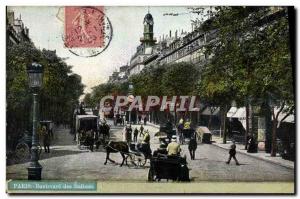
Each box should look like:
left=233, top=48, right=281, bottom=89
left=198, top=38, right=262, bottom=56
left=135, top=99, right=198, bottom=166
left=227, top=107, right=246, bottom=120
left=227, top=106, right=294, bottom=123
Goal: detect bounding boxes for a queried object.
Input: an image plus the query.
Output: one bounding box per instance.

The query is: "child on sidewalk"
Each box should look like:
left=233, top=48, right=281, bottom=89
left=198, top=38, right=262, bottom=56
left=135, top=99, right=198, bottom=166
left=226, top=141, right=240, bottom=165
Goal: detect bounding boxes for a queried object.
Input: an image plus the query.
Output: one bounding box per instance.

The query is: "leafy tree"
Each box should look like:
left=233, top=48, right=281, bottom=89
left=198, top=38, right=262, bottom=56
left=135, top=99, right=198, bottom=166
left=161, top=63, right=200, bottom=96
left=199, top=6, right=294, bottom=149
left=85, top=82, right=128, bottom=108
left=7, top=42, right=84, bottom=149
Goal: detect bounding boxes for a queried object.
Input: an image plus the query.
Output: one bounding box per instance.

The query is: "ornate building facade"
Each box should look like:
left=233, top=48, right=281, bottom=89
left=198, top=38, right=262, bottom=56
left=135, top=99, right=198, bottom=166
left=6, top=10, right=31, bottom=46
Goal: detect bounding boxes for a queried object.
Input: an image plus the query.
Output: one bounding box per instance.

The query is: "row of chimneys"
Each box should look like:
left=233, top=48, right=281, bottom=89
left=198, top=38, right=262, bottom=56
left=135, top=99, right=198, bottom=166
left=159, top=29, right=187, bottom=42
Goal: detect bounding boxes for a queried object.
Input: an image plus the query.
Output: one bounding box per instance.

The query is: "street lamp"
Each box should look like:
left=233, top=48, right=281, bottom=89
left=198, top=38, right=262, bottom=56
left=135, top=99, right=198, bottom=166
left=128, top=82, right=134, bottom=124
left=27, top=62, right=44, bottom=180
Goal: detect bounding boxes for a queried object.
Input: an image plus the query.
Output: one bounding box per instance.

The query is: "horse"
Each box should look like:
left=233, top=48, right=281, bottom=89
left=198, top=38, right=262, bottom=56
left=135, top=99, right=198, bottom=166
left=104, top=141, right=129, bottom=167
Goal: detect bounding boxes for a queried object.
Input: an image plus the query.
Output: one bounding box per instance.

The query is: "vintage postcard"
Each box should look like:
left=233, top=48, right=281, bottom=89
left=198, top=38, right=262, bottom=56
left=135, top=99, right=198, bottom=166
left=6, top=5, right=295, bottom=194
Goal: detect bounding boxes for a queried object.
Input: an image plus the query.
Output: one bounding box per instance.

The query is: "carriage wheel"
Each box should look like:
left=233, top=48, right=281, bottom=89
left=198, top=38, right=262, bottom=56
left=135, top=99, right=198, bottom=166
left=148, top=168, right=155, bottom=181
left=15, top=143, right=30, bottom=162
left=141, top=155, right=147, bottom=166
left=129, top=153, right=146, bottom=167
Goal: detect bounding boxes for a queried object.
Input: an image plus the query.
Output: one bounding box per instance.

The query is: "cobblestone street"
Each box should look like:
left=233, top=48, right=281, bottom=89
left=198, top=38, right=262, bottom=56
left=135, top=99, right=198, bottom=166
left=6, top=123, right=294, bottom=182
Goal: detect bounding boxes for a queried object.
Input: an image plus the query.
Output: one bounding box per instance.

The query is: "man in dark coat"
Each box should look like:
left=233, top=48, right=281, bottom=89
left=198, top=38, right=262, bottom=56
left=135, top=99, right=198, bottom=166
left=139, top=124, right=144, bottom=137
left=41, top=126, right=51, bottom=153
left=188, top=132, right=197, bottom=160
left=165, top=120, right=173, bottom=142
left=133, top=128, right=139, bottom=142
left=226, top=141, right=240, bottom=165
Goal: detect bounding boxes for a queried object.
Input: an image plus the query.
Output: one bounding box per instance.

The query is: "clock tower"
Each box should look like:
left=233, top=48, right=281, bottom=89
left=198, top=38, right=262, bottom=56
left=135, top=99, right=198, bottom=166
left=140, top=12, right=156, bottom=48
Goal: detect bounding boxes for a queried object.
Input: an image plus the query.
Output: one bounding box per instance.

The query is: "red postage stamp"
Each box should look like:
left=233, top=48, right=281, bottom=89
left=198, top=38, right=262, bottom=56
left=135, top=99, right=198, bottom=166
left=64, top=6, right=105, bottom=48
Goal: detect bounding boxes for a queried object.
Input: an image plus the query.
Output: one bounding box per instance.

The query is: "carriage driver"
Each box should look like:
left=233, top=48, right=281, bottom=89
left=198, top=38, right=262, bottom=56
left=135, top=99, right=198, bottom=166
left=167, top=135, right=181, bottom=156
left=183, top=119, right=191, bottom=130
left=143, top=130, right=150, bottom=145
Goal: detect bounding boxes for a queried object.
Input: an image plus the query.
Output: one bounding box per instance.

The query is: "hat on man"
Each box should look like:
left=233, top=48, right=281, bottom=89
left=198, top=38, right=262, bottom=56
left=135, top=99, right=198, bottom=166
left=171, top=135, right=177, bottom=142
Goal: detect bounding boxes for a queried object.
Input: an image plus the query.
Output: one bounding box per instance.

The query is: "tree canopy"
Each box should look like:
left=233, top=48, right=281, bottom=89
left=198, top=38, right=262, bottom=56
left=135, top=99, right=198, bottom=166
left=7, top=41, right=84, bottom=146
left=198, top=7, right=294, bottom=113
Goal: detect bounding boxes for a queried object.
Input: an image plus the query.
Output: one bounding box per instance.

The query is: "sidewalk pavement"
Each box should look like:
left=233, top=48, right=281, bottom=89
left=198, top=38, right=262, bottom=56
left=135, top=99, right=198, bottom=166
left=212, top=136, right=294, bottom=169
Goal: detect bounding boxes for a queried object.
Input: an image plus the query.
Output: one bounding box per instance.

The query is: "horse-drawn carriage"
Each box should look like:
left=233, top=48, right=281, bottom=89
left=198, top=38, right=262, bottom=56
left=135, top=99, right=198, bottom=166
left=74, top=115, right=111, bottom=150
left=75, top=115, right=99, bottom=149
left=103, top=140, right=152, bottom=167
left=148, top=154, right=190, bottom=182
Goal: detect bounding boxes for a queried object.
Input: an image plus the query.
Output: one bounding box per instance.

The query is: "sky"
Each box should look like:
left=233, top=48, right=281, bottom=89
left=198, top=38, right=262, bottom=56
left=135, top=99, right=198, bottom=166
left=8, top=6, right=205, bottom=93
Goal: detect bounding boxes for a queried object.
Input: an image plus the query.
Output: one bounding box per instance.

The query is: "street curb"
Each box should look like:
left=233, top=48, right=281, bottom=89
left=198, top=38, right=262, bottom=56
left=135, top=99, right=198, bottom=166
left=211, top=143, right=294, bottom=170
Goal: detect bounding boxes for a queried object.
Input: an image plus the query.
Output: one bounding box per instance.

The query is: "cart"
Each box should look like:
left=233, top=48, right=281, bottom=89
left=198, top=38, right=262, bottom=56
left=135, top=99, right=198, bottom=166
left=128, top=142, right=152, bottom=167
left=148, top=155, right=190, bottom=182
left=196, top=126, right=212, bottom=144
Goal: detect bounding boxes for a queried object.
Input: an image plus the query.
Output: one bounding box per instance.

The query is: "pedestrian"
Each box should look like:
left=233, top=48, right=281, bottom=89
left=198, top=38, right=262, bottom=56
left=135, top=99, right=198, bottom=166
left=133, top=128, right=138, bottom=142
left=125, top=124, right=133, bottom=143
left=41, top=126, right=51, bottom=153
left=166, top=120, right=173, bottom=142
left=188, top=132, right=197, bottom=160
left=167, top=135, right=181, bottom=156
left=139, top=124, right=144, bottom=137
left=226, top=141, right=240, bottom=165
left=245, top=135, right=251, bottom=150
left=122, top=115, right=125, bottom=126
left=144, top=115, right=147, bottom=125
left=138, top=115, right=142, bottom=124
left=177, top=118, right=184, bottom=144
left=247, top=136, right=257, bottom=153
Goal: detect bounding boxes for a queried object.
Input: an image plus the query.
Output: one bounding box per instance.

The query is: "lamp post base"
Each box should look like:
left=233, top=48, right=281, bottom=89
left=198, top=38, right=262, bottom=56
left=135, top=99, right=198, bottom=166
left=28, top=166, right=42, bottom=180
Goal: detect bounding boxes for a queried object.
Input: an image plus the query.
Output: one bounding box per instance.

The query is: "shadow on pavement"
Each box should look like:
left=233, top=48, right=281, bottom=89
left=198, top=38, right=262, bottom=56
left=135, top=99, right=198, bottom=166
left=7, top=148, right=88, bottom=166
left=39, top=149, right=88, bottom=161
